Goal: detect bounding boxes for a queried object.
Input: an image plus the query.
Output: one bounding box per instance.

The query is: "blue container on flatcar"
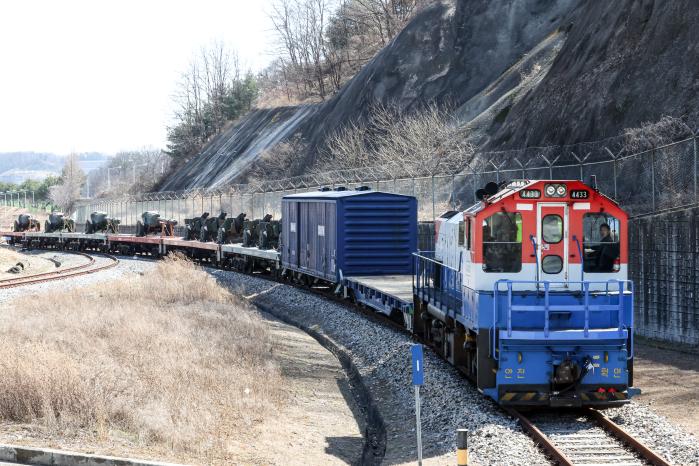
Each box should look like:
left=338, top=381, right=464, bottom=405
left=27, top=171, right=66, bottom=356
left=281, top=188, right=417, bottom=282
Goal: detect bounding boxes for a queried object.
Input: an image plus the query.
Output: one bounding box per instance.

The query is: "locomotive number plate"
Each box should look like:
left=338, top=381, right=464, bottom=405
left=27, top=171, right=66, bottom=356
left=570, top=189, right=589, bottom=199
left=519, top=189, right=541, bottom=199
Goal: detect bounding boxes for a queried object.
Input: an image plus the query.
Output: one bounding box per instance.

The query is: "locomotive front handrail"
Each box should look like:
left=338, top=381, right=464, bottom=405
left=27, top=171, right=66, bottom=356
left=492, top=279, right=634, bottom=361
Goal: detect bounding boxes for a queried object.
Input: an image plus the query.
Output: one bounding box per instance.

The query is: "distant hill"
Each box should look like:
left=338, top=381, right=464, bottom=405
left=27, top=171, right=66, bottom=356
left=0, top=152, right=109, bottom=183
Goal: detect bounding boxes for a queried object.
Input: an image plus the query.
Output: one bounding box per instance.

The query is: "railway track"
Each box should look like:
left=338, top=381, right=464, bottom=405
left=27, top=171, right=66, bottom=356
left=508, top=407, right=672, bottom=466
left=0, top=251, right=119, bottom=288
left=242, top=277, right=676, bottom=466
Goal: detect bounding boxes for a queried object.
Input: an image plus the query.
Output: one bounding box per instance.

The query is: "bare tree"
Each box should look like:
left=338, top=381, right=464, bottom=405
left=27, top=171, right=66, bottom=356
left=50, top=154, right=86, bottom=213
left=317, top=104, right=475, bottom=177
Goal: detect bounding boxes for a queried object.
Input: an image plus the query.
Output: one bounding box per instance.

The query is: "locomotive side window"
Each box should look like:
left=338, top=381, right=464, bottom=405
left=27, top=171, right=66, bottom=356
left=583, top=213, right=621, bottom=273
left=459, top=220, right=465, bottom=246
left=542, top=215, right=563, bottom=243
left=482, top=212, right=522, bottom=273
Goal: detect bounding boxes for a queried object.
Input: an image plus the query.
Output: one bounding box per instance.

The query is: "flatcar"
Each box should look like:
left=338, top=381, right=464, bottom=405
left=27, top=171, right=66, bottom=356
left=414, top=179, right=637, bottom=407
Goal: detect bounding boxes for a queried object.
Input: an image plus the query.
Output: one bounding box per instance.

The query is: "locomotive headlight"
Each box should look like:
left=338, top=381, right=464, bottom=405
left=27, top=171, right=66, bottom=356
left=556, top=185, right=567, bottom=196
left=545, top=185, right=556, bottom=196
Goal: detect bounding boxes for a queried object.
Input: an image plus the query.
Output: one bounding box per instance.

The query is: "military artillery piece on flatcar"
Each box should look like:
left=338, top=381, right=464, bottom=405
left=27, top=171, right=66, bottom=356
left=242, top=214, right=281, bottom=249
left=14, top=214, right=41, bottom=232
left=183, top=212, right=209, bottom=240
left=44, top=212, right=75, bottom=233
left=84, top=211, right=120, bottom=234
left=198, top=212, right=228, bottom=243
left=215, top=212, right=246, bottom=244
left=136, top=211, right=177, bottom=237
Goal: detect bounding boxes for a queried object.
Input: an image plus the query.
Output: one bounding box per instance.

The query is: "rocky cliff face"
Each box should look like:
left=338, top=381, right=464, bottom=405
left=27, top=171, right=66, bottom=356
left=163, top=0, right=699, bottom=191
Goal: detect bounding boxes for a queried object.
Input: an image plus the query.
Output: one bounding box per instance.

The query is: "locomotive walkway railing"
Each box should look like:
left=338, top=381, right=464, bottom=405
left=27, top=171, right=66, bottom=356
left=491, top=279, right=635, bottom=361
left=413, top=252, right=463, bottom=316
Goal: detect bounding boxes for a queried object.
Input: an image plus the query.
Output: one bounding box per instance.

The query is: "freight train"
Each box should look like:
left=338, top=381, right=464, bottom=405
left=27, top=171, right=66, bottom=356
left=1, top=180, right=637, bottom=407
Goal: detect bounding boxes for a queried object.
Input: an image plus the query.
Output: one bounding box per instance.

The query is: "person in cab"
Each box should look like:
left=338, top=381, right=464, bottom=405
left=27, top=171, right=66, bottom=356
left=590, top=223, right=619, bottom=272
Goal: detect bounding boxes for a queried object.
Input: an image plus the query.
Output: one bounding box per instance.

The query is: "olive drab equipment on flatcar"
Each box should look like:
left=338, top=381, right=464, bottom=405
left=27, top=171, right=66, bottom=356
left=183, top=212, right=210, bottom=240
left=14, top=214, right=40, bottom=232
left=84, top=211, right=120, bottom=234
left=217, top=213, right=247, bottom=244
left=417, top=179, right=635, bottom=407
left=136, top=211, right=177, bottom=237
left=45, top=212, right=75, bottom=233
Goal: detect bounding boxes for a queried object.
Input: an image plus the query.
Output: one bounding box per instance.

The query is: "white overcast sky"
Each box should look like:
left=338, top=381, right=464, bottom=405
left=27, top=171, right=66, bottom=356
left=0, top=0, right=276, bottom=155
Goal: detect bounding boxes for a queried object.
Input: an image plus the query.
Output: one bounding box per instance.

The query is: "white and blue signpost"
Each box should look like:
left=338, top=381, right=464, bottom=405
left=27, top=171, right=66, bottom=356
left=411, top=344, right=424, bottom=465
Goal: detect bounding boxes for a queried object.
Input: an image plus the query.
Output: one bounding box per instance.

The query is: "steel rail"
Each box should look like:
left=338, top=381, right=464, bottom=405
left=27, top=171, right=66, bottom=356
left=0, top=251, right=95, bottom=285
left=0, top=252, right=119, bottom=289
left=586, top=408, right=671, bottom=466
left=509, top=408, right=672, bottom=466
left=506, top=408, right=576, bottom=466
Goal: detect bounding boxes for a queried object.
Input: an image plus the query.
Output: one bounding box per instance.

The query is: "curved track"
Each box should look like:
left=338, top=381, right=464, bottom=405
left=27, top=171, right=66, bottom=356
left=508, top=408, right=671, bottom=466
left=254, top=277, right=674, bottom=466
left=0, top=251, right=119, bottom=289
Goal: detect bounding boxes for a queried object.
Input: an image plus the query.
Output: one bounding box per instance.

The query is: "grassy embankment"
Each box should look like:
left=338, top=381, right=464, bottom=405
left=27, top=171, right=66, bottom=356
left=0, top=255, right=284, bottom=463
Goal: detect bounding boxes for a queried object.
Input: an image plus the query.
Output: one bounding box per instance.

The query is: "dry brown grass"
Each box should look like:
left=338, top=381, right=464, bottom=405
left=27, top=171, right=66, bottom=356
left=0, top=254, right=284, bottom=463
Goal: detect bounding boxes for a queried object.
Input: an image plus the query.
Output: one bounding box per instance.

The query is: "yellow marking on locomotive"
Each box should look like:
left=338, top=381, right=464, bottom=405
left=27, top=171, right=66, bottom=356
left=521, top=392, right=537, bottom=401
left=501, top=392, right=516, bottom=401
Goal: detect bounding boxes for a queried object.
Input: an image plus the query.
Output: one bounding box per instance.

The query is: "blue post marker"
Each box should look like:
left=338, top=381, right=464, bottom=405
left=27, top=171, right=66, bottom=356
left=411, top=344, right=424, bottom=465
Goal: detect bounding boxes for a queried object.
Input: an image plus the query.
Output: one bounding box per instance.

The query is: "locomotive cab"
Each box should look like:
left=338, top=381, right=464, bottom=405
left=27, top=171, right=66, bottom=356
left=415, top=180, right=637, bottom=407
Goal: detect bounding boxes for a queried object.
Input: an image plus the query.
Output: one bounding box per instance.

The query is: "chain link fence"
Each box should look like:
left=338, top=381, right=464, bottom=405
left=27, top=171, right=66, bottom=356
left=73, top=135, right=699, bottom=225
left=73, top=135, right=699, bottom=348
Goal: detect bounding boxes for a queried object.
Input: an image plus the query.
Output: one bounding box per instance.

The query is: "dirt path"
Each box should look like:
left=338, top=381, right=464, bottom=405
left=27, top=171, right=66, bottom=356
left=237, top=313, right=365, bottom=465
left=633, top=341, right=699, bottom=437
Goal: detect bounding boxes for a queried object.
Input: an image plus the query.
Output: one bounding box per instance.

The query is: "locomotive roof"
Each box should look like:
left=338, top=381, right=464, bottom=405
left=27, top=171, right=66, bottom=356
left=283, top=189, right=411, bottom=200
left=462, top=179, right=618, bottom=216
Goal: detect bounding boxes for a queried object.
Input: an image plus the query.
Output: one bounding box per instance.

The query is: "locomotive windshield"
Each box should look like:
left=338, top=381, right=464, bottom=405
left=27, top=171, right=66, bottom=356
left=583, top=213, right=620, bottom=273
left=482, top=212, right=522, bottom=272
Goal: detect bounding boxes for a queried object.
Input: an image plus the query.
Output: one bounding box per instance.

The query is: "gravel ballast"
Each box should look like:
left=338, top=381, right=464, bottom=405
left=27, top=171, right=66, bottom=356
left=213, top=269, right=548, bottom=466
left=213, top=269, right=699, bottom=466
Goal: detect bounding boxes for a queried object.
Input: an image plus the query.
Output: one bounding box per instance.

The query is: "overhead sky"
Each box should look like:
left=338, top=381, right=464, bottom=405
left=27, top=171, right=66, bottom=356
left=0, top=0, right=276, bottom=155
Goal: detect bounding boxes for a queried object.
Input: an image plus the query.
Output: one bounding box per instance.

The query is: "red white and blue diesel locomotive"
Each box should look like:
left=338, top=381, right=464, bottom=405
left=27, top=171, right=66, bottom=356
left=2, top=179, right=637, bottom=407
left=414, top=179, right=636, bottom=406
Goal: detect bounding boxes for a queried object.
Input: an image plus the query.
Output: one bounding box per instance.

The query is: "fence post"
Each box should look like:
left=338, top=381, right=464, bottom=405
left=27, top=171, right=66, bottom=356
left=451, top=175, right=456, bottom=209
left=651, top=149, right=656, bottom=212
left=694, top=135, right=697, bottom=201
left=431, top=175, right=436, bottom=221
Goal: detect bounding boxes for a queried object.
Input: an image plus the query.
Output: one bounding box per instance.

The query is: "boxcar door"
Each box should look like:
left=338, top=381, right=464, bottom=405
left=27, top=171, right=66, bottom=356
left=313, top=202, right=326, bottom=277
left=537, top=203, right=568, bottom=286
left=285, top=201, right=299, bottom=268
left=325, top=203, right=336, bottom=280
left=299, top=202, right=310, bottom=270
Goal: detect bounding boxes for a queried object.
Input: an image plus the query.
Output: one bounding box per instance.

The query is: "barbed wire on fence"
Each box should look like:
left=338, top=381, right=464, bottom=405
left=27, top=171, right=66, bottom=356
left=73, top=134, right=699, bottom=225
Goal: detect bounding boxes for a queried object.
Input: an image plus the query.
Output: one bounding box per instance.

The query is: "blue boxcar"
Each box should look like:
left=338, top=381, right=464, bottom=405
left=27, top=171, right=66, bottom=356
left=281, top=189, right=417, bottom=282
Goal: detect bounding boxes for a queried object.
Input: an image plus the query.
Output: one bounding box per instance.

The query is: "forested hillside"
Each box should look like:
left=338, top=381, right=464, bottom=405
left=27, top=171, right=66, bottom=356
left=162, top=0, right=699, bottom=191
